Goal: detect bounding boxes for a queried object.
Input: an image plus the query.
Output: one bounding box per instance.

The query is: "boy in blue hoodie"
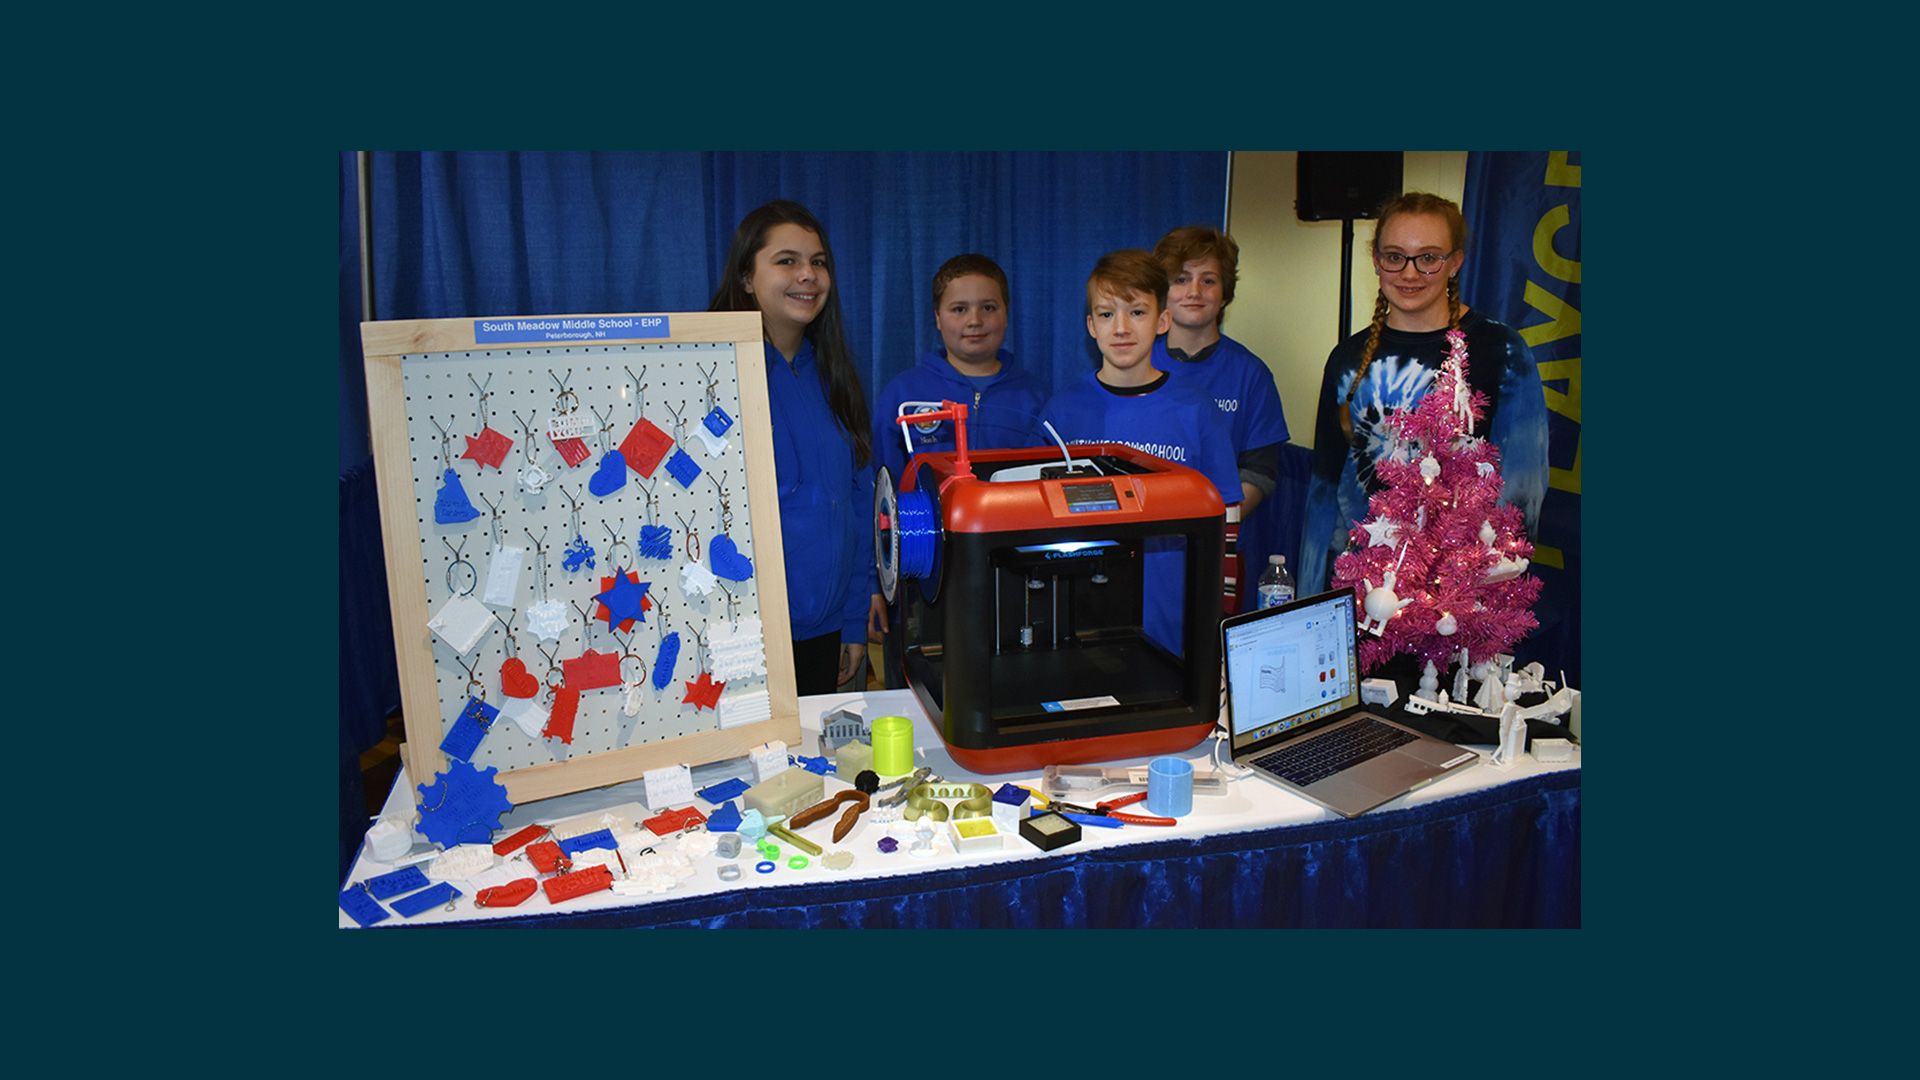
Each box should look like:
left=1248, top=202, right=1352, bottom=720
left=870, top=254, right=1048, bottom=685
left=1041, top=250, right=1238, bottom=657
left=870, top=254, right=1048, bottom=486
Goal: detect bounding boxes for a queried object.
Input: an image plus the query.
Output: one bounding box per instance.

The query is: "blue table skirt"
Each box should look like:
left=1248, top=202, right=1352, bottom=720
left=414, top=770, right=1578, bottom=929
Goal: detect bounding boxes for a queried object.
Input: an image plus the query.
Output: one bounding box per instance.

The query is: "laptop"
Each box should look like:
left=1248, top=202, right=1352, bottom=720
left=1221, top=587, right=1478, bottom=818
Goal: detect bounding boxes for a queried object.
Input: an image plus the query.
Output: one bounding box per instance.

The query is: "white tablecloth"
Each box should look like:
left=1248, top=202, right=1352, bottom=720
left=340, top=689, right=1580, bottom=928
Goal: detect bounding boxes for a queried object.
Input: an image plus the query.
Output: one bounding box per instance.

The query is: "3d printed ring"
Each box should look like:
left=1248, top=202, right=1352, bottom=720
left=788, top=855, right=809, bottom=870
left=755, top=861, right=777, bottom=874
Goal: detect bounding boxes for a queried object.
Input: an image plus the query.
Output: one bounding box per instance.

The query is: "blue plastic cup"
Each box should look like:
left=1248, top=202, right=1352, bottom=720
left=1146, top=756, right=1194, bottom=817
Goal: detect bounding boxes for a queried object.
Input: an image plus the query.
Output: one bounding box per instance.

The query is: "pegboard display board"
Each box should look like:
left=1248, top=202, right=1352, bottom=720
left=362, top=313, right=797, bottom=806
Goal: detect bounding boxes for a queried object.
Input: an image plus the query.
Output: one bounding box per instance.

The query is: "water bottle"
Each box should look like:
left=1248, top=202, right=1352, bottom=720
left=1257, top=555, right=1294, bottom=610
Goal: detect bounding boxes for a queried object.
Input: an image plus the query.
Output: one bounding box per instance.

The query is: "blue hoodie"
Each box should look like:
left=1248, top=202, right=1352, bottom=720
left=762, top=339, right=875, bottom=644
left=870, top=348, right=1050, bottom=486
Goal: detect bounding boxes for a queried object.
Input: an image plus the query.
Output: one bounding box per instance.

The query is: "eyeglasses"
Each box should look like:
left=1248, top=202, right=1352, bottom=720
left=1375, top=251, right=1454, bottom=274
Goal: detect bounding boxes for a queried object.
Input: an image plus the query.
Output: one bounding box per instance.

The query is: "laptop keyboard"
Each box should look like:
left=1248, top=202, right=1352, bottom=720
left=1252, top=719, right=1417, bottom=786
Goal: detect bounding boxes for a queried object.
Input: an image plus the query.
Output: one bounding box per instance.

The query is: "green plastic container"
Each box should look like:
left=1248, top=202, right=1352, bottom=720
left=870, top=715, right=914, bottom=775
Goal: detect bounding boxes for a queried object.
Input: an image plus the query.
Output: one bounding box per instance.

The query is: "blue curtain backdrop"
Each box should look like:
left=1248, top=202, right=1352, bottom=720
left=356, top=151, right=1230, bottom=399
left=1461, top=152, right=1581, bottom=686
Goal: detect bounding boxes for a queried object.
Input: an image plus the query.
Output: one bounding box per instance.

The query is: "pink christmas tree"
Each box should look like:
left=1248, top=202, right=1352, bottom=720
left=1332, top=330, right=1542, bottom=674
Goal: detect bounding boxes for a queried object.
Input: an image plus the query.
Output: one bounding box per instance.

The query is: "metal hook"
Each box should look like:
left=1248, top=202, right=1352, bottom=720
left=602, top=519, right=634, bottom=569
left=717, top=581, right=739, bottom=625
left=624, top=365, right=647, bottom=414
left=683, top=621, right=710, bottom=673
left=477, top=491, right=506, bottom=549
left=590, top=404, right=614, bottom=456
left=429, top=415, right=455, bottom=468
left=708, top=470, right=732, bottom=532
left=549, top=369, right=578, bottom=414
left=512, top=410, right=542, bottom=465
left=468, top=372, right=493, bottom=429
left=535, top=641, right=564, bottom=688
left=665, top=400, right=688, bottom=442
left=452, top=652, right=488, bottom=700
left=571, top=599, right=597, bottom=645
left=442, top=536, right=477, bottom=596
left=492, top=608, right=519, bottom=656
left=698, top=361, right=719, bottom=412
left=635, top=477, right=658, bottom=525
left=674, top=511, right=702, bottom=562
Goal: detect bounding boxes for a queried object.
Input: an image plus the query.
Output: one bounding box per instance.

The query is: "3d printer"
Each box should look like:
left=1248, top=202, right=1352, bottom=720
left=874, top=401, right=1223, bottom=773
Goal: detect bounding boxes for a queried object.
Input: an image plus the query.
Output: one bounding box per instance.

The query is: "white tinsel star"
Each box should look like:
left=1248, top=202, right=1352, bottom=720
left=1363, top=518, right=1401, bottom=548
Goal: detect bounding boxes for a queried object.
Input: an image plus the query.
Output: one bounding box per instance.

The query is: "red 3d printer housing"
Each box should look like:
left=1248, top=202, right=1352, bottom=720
left=877, top=441, right=1224, bottom=774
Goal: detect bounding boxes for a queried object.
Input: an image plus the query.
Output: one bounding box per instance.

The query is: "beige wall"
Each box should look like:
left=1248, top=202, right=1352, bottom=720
left=1224, top=152, right=1466, bottom=451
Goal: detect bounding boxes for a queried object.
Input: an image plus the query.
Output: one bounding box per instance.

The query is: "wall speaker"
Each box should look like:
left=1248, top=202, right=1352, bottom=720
left=1296, top=152, right=1404, bottom=221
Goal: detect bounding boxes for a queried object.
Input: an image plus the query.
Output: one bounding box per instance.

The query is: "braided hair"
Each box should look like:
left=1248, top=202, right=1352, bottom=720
left=1338, top=192, right=1468, bottom=446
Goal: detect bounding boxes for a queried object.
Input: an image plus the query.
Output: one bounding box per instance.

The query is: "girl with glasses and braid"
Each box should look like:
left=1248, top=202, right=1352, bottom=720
left=1297, top=191, right=1549, bottom=596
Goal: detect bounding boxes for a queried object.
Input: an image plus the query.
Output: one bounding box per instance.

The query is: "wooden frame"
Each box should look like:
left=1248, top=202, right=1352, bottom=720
left=360, top=311, right=797, bottom=804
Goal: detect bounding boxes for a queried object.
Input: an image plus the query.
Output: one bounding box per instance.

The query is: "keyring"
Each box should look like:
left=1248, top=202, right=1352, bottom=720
left=755, top=861, right=776, bottom=874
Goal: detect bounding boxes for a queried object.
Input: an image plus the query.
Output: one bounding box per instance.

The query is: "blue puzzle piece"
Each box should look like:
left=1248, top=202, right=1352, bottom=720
left=705, top=801, right=743, bottom=832
left=439, top=696, right=498, bottom=761
left=559, top=829, right=619, bottom=856
left=697, top=777, right=751, bottom=804
left=703, top=407, right=735, bottom=438
left=392, top=882, right=462, bottom=917
left=664, top=448, right=702, bottom=489
left=340, top=886, right=389, bottom=927
left=793, top=754, right=835, bottom=775
left=638, top=524, right=673, bottom=560
left=652, top=631, right=681, bottom=690
left=366, top=865, right=431, bottom=900
left=415, top=760, right=515, bottom=850
left=434, top=468, right=481, bottom=524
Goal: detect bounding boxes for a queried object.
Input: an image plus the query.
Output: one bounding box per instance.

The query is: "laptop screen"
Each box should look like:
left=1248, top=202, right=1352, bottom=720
left=1223, top=589, right=1361, bottom=754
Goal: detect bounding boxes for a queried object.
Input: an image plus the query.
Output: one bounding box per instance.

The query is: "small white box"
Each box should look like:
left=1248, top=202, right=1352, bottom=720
left=1361, top=678, right=1399, bottom=707
left=1532, top=738, right=1573, bottom=764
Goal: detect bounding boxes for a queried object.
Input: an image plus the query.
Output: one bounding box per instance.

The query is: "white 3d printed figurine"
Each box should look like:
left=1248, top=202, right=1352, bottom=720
left=1490, top=680, right=1527, bottom=769
left=1452, top=648, right=1473, bottom=702
left=1417, top=660, right=1440, bottom=699
left=1359, top=570, right=1415, bottom=636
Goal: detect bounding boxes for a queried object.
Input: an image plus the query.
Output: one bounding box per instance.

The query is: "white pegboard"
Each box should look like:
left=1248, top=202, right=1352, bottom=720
left=400, top=342, right=767, bottom=774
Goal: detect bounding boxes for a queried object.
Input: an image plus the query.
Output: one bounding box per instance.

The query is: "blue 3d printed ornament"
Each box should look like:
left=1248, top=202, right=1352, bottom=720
left=588, top=450, right=628, bottom=497
left=638, top=524, right=674, bottom=561
left=414, top=759, right=514, bottom=849
left=434, top=468, right=482, bottom=524
left=563, top=533, right=596, bottom=573
left=652, top=631, right=681, bottom=691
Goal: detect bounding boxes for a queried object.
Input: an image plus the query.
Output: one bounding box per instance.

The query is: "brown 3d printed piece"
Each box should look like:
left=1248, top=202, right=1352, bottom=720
left=791, top=789, right=869, bottom=829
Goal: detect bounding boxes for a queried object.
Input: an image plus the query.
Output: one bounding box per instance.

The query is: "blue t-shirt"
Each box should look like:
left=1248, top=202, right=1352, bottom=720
left=870, top=348, right=1048, bottom=487
left=1154, top=333, right=1290, bottom=472
left=763, top=339, right=875, bottom=643
left=1041, top=371, right=1238, bottom=655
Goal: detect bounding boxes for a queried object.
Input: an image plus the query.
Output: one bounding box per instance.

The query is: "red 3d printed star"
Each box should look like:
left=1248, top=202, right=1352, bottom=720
left=682, top=671, right=726, bottom=711
left=461, top=426, right=514, bottom=470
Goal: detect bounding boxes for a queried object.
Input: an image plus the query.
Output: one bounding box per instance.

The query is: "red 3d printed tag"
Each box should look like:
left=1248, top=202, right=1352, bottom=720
left=526, top=840, right=571, bottom=874
left=551, top=434, right=592, bottom=468
left=543, top=864, right=614, bottom=903
left=493, top=824, right=548, bottom=856
left=475, top=877, right=539, bottom=908
left=563, top=649, right=622, bottom=691
left=643, top=806, right=708, bottom=836
left=544, top=687, right=580, bottom=743
left=620, top=418, right=674, bottom=477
